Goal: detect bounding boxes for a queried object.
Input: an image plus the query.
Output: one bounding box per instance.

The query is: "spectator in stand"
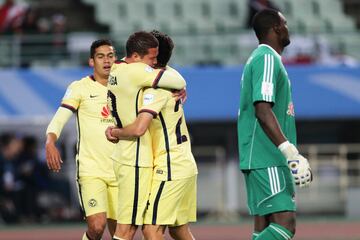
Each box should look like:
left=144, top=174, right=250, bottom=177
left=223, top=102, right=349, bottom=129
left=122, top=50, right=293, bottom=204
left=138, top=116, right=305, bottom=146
left=0, top=0, right=28, bottom=34
left=0, top=133, right=24, bottom=223
left=246, top=0, right=279, bottom=29
left=51, top=13, right=67, bottom=63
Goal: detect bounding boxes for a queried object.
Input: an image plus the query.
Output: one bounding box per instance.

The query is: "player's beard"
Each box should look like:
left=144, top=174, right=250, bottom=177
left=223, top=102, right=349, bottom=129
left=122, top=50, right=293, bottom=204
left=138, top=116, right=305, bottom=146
left=282, top=36, right=291, bottom=48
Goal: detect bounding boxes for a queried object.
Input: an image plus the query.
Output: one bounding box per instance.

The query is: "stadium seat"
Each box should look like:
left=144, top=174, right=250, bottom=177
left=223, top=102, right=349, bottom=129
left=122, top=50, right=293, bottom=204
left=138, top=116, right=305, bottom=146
left=315, top=0, right=356, bottom=32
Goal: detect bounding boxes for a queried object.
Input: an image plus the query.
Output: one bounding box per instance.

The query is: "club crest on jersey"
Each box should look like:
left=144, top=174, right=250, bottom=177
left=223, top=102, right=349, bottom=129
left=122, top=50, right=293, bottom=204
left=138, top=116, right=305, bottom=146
left=108, top=75, right=117, bottom=85
left=88, top=199, right=97, bottom=207
left=287, top=102, right=295, bottom=116
left=143, top=93, right=154, bottom=105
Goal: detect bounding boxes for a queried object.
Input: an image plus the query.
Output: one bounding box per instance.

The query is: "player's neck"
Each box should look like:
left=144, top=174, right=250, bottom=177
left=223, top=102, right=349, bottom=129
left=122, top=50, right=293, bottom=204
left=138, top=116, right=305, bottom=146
left=259, top=40, right=283, bottom=55
left=93, top=73, right=107, bottom=86
left=124, top=56, right=135, bottom=63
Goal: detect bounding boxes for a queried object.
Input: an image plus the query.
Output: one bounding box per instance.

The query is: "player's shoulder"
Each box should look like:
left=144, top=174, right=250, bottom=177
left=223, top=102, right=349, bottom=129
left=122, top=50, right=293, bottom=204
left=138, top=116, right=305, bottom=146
left=165, top=65, right=183, bottom=78
left=68, top=76, right=91, bottom=88
left=251, top=45, right=279, bottom=64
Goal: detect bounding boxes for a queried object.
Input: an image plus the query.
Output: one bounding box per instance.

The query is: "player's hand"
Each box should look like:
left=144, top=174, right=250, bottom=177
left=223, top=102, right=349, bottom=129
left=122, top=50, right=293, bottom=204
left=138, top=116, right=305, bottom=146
left=45, top=142, right=63, bottom=172
left=279, top=141, right=313, bottom=188
left=105, top=126, right=119, bottom=143
left=287, top=155, right=313, bottom=188
left=173, top=88, right=187, bottom=104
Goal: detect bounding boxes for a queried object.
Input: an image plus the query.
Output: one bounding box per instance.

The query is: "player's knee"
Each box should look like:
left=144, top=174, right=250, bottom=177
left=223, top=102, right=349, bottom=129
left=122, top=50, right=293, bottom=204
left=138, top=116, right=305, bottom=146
left=142, top=225, right=164, bottom=239
left=88, top=220, right=106, bottom=239
left=287, top=215, right=296, bottom=234
left=168, top=228, right=178, bottom=239
left=280, top=216, right=296, bottom=235
left=116, top=225, right=137, bottom=239
left=272, top=212, right=296, bottom=235
left=169, top=225, right=193, bottom=240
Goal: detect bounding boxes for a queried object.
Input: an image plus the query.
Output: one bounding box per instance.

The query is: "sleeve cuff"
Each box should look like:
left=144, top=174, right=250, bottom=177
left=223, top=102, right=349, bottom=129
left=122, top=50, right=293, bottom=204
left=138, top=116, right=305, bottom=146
left=139, top=109, right=158, bottom=118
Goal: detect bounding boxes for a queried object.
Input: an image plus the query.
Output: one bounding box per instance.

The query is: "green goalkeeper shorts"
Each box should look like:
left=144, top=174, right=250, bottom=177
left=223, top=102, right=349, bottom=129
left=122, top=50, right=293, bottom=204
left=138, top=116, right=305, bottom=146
left=242, top=166, right=296, bottom=216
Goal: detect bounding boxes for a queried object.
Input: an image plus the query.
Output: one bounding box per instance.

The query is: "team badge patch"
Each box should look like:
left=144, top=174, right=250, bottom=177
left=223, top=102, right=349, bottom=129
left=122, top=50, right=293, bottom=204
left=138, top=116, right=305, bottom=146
left=88, top=199, right=97, bottom=207
left=261, top=82, right=274, bottom=96
left=143, top=93, right=154, bottom=105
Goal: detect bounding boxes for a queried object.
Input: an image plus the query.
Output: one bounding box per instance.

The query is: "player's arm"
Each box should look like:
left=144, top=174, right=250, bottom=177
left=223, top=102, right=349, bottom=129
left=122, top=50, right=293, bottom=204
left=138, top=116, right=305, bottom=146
left=252, top=54, right=284, bottom=146
left=155, top=66, right=186, bottom=90
left=255, top=102, right=286, bottom=146
left=45, top=107, right=73, bottom=172
left=105, top=88, right=169, bottom=141
left=107, top=112, right=154, bottom=140
left=255, top=102, right=312, bottom=187
left=45, top=81, right=80, bottom=172
left=130, top=63, right=186, bottom=90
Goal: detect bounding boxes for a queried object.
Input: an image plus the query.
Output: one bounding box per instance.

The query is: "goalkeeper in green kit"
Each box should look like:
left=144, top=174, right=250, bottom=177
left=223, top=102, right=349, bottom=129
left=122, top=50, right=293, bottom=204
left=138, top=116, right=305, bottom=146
left=237, top=9, right=312, bottom=240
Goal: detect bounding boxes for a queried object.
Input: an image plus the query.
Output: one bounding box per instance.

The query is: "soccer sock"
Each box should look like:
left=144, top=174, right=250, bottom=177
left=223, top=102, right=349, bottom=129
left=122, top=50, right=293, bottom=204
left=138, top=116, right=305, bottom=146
left=252, top=232, right=260, bottom=240
left=256, top=223, right=294, bottom=240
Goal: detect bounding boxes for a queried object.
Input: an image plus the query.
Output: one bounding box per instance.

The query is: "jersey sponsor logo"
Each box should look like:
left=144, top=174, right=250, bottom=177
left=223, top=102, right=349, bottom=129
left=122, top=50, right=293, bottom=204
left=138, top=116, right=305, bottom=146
left=145, top=65, right=154, bottom=73
left=101, top=105, right=110, bottom=118
left=101, top=105, right=114, bottom=123
left=108, top=75, right=117, bottom=85
left=63, top=88, right=72, bottom=99
left=287, top=102, right=295, bottom=116
left=90, top=94, right=99, bottom=98
left=143, top=93, right=154, bottom=105
left=88, top=199, right=97, bottom=207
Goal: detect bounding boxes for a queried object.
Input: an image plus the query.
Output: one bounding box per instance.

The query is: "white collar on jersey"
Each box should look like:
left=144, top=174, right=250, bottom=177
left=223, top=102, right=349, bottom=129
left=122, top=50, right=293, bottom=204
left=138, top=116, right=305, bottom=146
left=258, top=44, right=281, bottom=59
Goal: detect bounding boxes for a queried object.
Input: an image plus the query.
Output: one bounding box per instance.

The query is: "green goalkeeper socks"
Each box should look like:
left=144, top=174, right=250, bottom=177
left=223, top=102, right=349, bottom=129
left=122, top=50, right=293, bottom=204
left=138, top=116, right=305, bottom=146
left=256, top=223, right=294, bottom=240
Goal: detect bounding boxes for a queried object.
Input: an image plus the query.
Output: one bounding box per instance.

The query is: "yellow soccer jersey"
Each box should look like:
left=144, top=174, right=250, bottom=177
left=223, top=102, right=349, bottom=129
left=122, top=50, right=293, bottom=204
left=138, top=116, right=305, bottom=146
left=61, top=75, right=116, bottom=178
left=107, top=61, right=186, bottom=167
left=139, top=88, right=198, bottom=181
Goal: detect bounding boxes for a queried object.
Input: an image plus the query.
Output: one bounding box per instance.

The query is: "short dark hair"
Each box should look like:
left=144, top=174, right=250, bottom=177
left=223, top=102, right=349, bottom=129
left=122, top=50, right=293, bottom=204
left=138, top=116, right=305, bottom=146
left=0, top=133, right=16, bottom=149
left=90, top=39, right=114, bottom=58
left=126, top=31, right=159, bottom=57
left=252, top=9, right=281, bottom=41
left=150, top=30, right=174, bottom=68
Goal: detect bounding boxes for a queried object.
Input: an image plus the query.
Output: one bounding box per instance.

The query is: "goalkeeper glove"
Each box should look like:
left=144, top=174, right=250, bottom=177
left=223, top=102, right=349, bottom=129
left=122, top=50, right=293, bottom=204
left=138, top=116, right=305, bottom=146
left=278, top=141, right=313, bottom=187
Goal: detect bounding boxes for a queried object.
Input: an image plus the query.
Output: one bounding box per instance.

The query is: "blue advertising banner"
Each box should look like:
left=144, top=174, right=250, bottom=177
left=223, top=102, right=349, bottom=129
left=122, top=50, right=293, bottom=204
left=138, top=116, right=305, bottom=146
left=0, top=66, right=359, bottom=120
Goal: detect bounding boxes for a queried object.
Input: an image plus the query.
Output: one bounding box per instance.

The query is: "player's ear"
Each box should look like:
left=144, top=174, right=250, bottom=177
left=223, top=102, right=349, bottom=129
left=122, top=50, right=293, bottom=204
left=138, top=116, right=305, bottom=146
left=89, top=58, right=94, bottom=67
left=132, top=52, right=141, bottom=62
left=273, top=24, right=281, bottom=34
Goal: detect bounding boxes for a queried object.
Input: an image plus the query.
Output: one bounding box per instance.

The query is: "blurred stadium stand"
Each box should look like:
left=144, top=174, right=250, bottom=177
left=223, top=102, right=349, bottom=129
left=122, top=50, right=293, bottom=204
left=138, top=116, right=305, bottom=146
left=0, top=0, right=359, bottom=67
left=0, top=0, right=360, bottom=224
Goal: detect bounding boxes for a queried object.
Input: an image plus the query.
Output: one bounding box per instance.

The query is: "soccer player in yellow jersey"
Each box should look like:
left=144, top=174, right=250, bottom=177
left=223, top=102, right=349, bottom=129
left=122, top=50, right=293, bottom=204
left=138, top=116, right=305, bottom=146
left=107, top=31, right=197, bottom=240
left=106, top=31, right=187, bottom=240
left=45, top=39, right=118, bottom=240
